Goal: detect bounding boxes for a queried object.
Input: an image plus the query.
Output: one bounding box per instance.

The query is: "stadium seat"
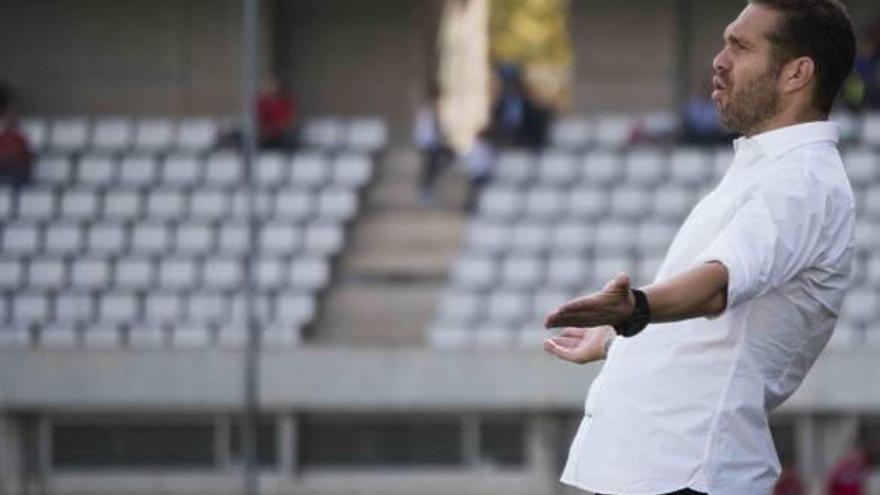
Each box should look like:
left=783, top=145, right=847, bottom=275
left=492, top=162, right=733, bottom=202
left=91, top=117, right=133, bottom=152
left=44, top=223, right=83, bottom=255
left=275, top=293, right=317, bottom=326
left=494, top=151, right=535, bottom=185
left=21, top=118, right=48, bottom=151
left=102, top=189, right=142, bottom=221
left=303, top=118, right=345, bottom=149
left=289, top=258, right=330, bottom=291
left=99, top=293, right=139, bottom=323
left=50, top=118, right=90, bottom=152
left=624, top=148, right=666, bottom=185
left=636, top=221, right=677, bottom=254
left=202, top=257, right=242, bottom=290
left=17, top=188, right=56, bottom=221
left=55, top=293, right=94, bottom=323
left=174, top=222, right=214, bottom=254
left=669, top=148, right=711, bottom=186
left=844, top=149, right=876, bottom=187
left=479, top=186, right=523, bottom=220
left=35, top=155, right=76, bottom=185
left=145, top=189, right=187, bottom=221
left=27, top=258, right=66, bottom=290
left=118, top=155, right=159, bottom=186
left=466, top=220, right=511, bottom=255
left=653, top=185, right=695, bottom=219
left=452, top=256, right=497, bottom=290
left=861, top=112, right=880, bottom=146
left=291, top=152, right=331, bottom=188
left=70, top=258, right=110, bottom=289
left=143, top=293, right=184, bottom=325
left=552, top=221, right=592, bottom=254
left=346, top=117, right=388, bottom=152
left=0, top=259, right=24, bottom=290
left=636, top=255, right=664, bottom=286
left=162, top=154, right=203, bottom=187
left=547, top=256, right=589, bottom=290
left=595, top=220, right=637, bottom=253
left=511, top=221, right=553, bottom=254
left=332, top=153, right=373, bottom=188
left=171, top=325, right=212, bottom=348
left=204, top=152, right=243, bottom=186
left=260, top=222, right=302, bottom=255
left=256, top=152, right=288, bottom=186
left=87, top=223, right=127, bottom=255
left=594, top=114, right=634, bottom=148
left=114, top=257, right=154, bottom=290
left=187, top=293, right=229, bottom=324
left=591, top=255, right=636, bottom=287
left=190, top=189, right=232, bottom=221
left=524, top=186, right=566, bottom=220
left=609, top=186, right=652, bottom=219
left=133, top=118, right=175, bottom=152
left=256, top=259, right=287, bottom=290
left=862, top=186, right=880, bottom=219
left=549, top=117, right=592, bottom=149
left=59, top=189, right=100, bottom=220
left=158, top=257, right=199, bottom=290
left=77, top=154, right=117, bottom=186
left=0, top=188, right=12, bottom=218
left=317, top=188, right=357, bottom=221
left=303, top=223, right=344, bottom=256
left=839, top=289, right=875, bottom=327
left=12, top=292, right=50, bottom=324
left=217, top=223, right=249, bottom=254
left=538, top=150, right=579, bottom=185
left=436, top=291, right=483, bottom=326
left=130, top=223, right=171, bottom=255
left=486, top=290, right=530, bottom=325
left=39, top=324, right=78, bottom=348
left=500, top=255, right=544, bottom=289
left=580, top=150, right=622, bottom=186
left=3, top=222, right=41, bottom=254
left=176, top=118, right=218, bottom=152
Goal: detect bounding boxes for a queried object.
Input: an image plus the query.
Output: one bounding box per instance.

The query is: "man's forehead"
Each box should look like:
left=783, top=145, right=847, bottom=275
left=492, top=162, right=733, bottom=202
left=725, top=4, right=781, bottom=43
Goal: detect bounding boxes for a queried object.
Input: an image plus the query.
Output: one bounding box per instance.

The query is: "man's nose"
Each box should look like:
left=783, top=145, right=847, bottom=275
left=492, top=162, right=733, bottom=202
left=713, top=47, right=730, bottom=73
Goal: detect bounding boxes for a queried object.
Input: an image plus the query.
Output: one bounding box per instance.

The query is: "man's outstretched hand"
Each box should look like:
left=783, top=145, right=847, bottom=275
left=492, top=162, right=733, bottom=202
left=543, top=326, right=616, bottom=364
left=544, top=273, right=635, bottom=329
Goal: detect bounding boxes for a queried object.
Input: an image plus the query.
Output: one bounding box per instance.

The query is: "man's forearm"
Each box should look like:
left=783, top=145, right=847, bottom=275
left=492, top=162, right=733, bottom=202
left=642, top=261, right=729, bottom=323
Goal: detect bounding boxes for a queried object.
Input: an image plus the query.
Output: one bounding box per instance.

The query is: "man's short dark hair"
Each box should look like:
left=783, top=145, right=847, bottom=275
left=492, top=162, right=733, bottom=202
left=749, top=0, right=856, bottom=116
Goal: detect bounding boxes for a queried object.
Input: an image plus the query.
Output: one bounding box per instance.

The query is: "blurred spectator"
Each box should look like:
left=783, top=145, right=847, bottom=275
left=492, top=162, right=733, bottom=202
left=490, top=63, right=550, bottom=148
left=257, top=75, right=298, bottom=149
left=826, top=445, right=869, bottom=495
left=461, top=126, right=496, bottom=213
left=0, top=83, right=33, bottom=186
left=217, top=75, right=299, bottom=150
left=413, top=83, right=451, bottom=206
left=773, top=462, right=804, bottom=495
left=681, top=78, right=733, bottom=145
left=846, top=17, right=880, bottom=110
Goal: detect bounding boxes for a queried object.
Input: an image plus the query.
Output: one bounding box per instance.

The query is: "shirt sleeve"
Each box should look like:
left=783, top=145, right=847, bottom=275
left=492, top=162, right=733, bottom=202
left=693, top=173, right=828, bottom=311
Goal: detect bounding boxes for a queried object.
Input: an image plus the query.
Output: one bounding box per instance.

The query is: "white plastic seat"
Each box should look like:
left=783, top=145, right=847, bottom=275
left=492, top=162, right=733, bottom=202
left=174, top=223, right=214, bottom=254
left=27, top=258, right=66, bottom=290
left=303, top=118, right=344, bottom=149
left=346, top=117, right=388, bottom=151
left=595, top=220, right=636, bottom=253
left=260, top=222, right=301, bottom=254
left=332, top=153, right=373, bottom=188
left=87, top=223, right=126, bottom=254
left=474, top=323, right=515, bottom=347
left=636, top=222, right=678, bottom=255
left=532, top=289, right=572, bottom=323
left=436, top=291, right=483, bottom=325
left=158, top=258, right=199, bottom=290
left=133, top=118, right=175, bottom=152
left=861, top=112, right=880, bottom=146
left=495, top=151, right=535, bottom=185
left=524, top=186, right=565, bottom=219
left=3, top=222, right=41, bottom=254
left=479, top=186, right=523, bottom=220
left=102, top=189, right=142, bottom=220
left=511, top=222, right=552, bottom=253
left=255, top=259, right=287, bottom=290
left=862, top=185, right=880, bottom=218
left=176, top=118, right=218, bottom=152
left=317, top=188, right=357, bottom=221
left=653, top=185, right=695, bottom=220
left=865, top=257, right=880, bottom=287
left=35, top=155, right=76, bottom=185
left=187, top=293, right=230, bottom=323
left=170, top=324, right=212, bottom=348
left=591, top=256, right=636, bottom=288
left=275, top=292, right=317, bottom=325
left=581, top=150, right=623, bottom=185
left=12, top=292, right=50, bottom=324
left=204, top=152, right=243, bottom=186
left=669, top=148, right=711, bottom=186
left=636, top=255, right=664, bottom=286
left=552, top=221, right=592, bottom=254
left=0, top=259, right=24, bottom=289
left=452, top=256, right=497, bottom=290
left=38, top=324, right=78, bottom=348
left=144, top=293, right=184, bottom=324
left=162, top=154, right=202, bottom=186
left=427, top=325, right=470, bottom=348
left=21, top=118, right=47, bottom=150
left=547, top=256, right=589, bottom=290
left=624, top=149, right=666, bottom=185
left=44, top=223, right=83, bottom=254
left=228, top=294, right=272, bottom=324
left=217, top=223, right=248, bottom=254
left=256, top=153, right=289, bottom=186
left=500, top=255, right=544, bottom=289
left=289, top=258, right=330, bottom=291
left=844, top=149, right=876, bottom=188
left=55, top=293, right=94, bottom=323
left=466, top=221, right=510, bottom=255
left=50, top=118, right=89, bottom=152
left=17, top=189, right=55, bottom=220
left=130, top=223, right=171, bottom=255
left=114, top=258, right=154, bottom=290
left=486, top=290, right=530, bottom=325
left=99, top=293, right=139, bottom=323
left=549, top=118, right=592, bottom=149
left=260, top=323, right=303, bottom=347
left=609, top=186, right=651, bottom=219
left=840, top=289, right=876, bottom=327
left=91, top=117, right=133, bottom=152
left=203, top=257, right=242, bottom=290
left=303, top=223, right=344, bottom=256
left=70, top=258, right=111, bottom=289
left=0, top=188, right=11, bottom=218
left=145, top=189, right=186, bottom=220
left=567, top=186, right=608, bottom=220
left=59, top=189, right=100, bottom=220
left=191, top=189, right=233, bottom=221
left=594, top=114, right=634, bottom=148
left=274, top=188, right=314, bottom=222
left=538, top=151, right=578, bottom=184
left=118, top=155, right=159, bottom=186
left=291, top=152, right=331, bottom=188
left=77, top=154, right=116, bottom=186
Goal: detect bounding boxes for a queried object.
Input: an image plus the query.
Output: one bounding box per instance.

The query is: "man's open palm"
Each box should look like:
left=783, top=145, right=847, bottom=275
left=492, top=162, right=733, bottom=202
left=544, top=326, right=616, bottom=364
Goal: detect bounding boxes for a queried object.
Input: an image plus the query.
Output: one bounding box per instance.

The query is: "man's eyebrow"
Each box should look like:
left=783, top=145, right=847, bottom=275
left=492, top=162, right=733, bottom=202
left=725, top=30, right=751, bottom=48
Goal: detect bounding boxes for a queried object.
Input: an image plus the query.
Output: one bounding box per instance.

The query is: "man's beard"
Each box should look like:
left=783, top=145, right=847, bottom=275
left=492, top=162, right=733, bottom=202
left=716, top=67, right=781, bottom=136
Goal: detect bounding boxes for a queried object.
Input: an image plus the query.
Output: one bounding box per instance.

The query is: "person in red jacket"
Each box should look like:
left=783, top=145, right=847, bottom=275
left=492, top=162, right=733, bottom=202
left=257, top=75, right=297, bottom=149
left=0, top=83, right=33, bottom=186
left=827, top=445, right=869, bottom=495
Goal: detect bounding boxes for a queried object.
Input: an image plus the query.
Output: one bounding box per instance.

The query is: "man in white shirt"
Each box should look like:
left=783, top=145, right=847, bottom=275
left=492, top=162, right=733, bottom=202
left=543, top=1, right=857, bottom=494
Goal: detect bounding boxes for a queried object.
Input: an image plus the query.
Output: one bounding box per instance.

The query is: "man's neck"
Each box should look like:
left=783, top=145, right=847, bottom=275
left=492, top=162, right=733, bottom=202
left=743, top=107, right=826, bottom=138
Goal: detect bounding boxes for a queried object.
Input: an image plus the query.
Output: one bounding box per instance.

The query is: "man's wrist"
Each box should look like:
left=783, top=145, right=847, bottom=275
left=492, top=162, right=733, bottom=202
left=613, top=289, right=651, bottom=337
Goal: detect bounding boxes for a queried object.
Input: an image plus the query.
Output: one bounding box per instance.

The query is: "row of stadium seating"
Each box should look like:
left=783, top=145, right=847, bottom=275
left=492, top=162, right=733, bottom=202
left=0, top=130, right=381, bottom=347
left=430, top=145, right=880, bottom=349
left=548, top=111, right=880, bottom=149
left=18, top=116, right=388, bottom=154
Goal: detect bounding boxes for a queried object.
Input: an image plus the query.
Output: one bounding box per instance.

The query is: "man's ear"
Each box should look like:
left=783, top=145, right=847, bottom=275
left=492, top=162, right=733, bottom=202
left=780, top=56, right=815, bottom=95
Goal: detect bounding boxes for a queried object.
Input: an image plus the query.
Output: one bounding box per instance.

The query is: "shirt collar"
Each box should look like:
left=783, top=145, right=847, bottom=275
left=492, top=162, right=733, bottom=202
left=732, top=121, right=839, bottom=161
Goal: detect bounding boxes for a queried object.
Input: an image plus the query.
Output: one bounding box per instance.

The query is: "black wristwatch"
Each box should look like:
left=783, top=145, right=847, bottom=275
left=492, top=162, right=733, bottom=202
left=613, top=289, right=651, bottom=338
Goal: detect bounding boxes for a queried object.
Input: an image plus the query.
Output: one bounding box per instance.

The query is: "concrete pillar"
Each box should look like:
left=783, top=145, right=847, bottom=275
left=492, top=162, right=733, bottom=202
left=0, top=414, right=23, bottom=495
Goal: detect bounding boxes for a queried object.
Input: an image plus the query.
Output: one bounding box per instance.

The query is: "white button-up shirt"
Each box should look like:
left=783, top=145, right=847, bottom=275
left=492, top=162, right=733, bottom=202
left=561, top=122, right=855, bottom=495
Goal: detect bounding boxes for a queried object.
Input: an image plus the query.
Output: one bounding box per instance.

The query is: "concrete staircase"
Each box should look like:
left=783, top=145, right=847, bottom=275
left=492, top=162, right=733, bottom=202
left=311, top=148, right=469, bottom=346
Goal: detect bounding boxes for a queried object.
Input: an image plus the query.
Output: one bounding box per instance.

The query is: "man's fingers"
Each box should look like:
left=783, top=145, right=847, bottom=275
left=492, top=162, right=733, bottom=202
left=556, top=327, right=586, bottom=338
left=602, top=272, right=631, bottom=293
left=548, top=336, right=580, bottom=348
left=545, top=311, right=597, bottom=329
left=543, top=338, right=576, bottom=362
